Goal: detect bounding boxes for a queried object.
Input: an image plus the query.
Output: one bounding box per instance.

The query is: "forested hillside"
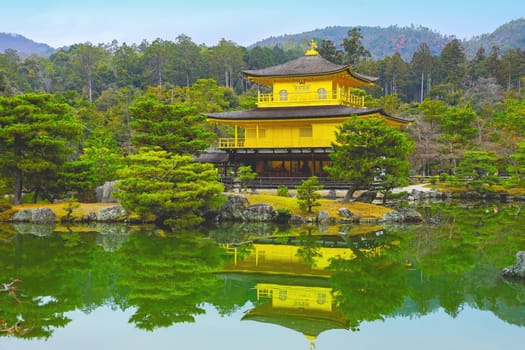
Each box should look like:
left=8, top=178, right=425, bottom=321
left=462, top=18, right=525, bottom=57
left=253, top=18, right=525, bottom=60
left=252, top=25, right=451, bottom=60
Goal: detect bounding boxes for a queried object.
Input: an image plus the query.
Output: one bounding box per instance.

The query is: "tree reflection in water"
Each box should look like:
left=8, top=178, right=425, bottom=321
left=0, top=203, right=524, bottom=342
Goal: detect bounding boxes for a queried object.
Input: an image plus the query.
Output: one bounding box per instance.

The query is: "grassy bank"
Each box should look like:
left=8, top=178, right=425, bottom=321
left=242, top=193, right=392, bottom=219
left=1, top=192, right=393, bottom=223
left=0, top=202, right=118, bottom=222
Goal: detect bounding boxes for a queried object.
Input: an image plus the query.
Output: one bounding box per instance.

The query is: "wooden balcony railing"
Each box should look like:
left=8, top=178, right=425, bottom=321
left=257, top=90, right=365, bottom=108
left=218, top=138, right=245, bottom=148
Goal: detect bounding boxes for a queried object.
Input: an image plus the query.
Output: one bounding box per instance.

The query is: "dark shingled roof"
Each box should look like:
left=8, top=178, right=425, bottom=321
left=206, top=105, right=410, bottom=124
left=243, top=54, right=377, bottom=82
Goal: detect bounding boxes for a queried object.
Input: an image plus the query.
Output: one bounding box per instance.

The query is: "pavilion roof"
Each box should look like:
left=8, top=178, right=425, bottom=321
left=243, top=54, right=377, bottom=83
left=206, top=105, right=410, bottom=124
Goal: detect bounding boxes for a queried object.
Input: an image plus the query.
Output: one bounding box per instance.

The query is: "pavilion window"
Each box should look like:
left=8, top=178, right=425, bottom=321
left=317, top=87, right=327, bottom=99
left=299, top=127, right=312, bottom=137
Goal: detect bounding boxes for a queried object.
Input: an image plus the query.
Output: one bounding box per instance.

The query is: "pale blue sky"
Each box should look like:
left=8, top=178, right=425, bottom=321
left=1, top=0, right=523, bottom=48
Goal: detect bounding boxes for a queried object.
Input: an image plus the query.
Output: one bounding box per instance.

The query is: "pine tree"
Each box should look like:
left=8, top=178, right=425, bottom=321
left=296, top=176, right=323, bottom=213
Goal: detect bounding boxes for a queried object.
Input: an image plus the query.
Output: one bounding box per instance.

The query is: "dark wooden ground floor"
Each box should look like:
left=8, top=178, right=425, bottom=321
left=198, top=148, right=352, bottom=188
left=229, top=148, right=332, bottom=178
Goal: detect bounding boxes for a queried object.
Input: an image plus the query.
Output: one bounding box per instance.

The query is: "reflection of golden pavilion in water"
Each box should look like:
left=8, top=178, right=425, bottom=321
left=222, top=235, right=367, bottom=276
left=243, top=282, right=348, bottom=349
left=221, top=234, right=380, bottom=349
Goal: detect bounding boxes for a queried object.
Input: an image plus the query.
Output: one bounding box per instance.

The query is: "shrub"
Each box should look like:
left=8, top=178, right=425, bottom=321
left=277, top=185, right=289, bottom=197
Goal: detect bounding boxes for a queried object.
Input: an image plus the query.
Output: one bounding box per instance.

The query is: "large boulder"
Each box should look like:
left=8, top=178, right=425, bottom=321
left=12, top=209, right=32, bottom=222
left=379, top=208, right=423, bottom=223
left=501, top=251, right=525, bottom=280
left=12, top=208, right=56, bottom=224
left=379, top=210, right=404, bottom=223
left=243, top=204, right=276, bottom=222
left=97, top=206, right=128, bottom=222
left=354, top=190, right=377, bottom=203
left=338, top=208, right=358, bottom=223
left=218, top=194, right=249, bottom=221
left=95, top=181, right=119, bottom=203
left=317, top=210, right=329, bottom=224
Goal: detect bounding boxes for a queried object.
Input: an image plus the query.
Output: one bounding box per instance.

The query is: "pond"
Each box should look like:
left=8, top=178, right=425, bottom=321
left=1, top=203, right=524, bottom=350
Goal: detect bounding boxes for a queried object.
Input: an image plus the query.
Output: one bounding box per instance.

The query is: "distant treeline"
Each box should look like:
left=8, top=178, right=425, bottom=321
left=0, top=32, right=524, bottom=105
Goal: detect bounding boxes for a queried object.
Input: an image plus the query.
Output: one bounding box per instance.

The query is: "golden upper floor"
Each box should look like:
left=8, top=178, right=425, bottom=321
left=243, top=44, right=376, bottom=109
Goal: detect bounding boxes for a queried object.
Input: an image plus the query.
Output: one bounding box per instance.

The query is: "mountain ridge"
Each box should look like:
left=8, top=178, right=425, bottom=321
left=1, top=18, right=524, bottom=60
left=251, top=18, right=525, bottom=60
left=0, top=32, right=55, bottom=57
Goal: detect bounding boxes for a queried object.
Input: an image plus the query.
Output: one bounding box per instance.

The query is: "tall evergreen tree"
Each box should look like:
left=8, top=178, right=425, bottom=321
left=129, top=95, right=212, bottom=155
left=467, top=46, right=488, bottom=81
left=173, top=34, right=202, bottom=86
left=0, top=93, right=82, bottom=203
left=318, top=39, right=343, bottom=64
left=438, top=39, right=467, bottom=88
left=342, top=27, right=371, bottom=66
left=327, top=117, right=414, bottom=201
left=411, top=43, right=433, bottom=102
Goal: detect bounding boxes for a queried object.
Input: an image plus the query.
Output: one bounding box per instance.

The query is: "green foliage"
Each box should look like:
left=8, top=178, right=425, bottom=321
left=436, top=105, right=478, bottom=168
left=453, top=150, right=500, bottom=192
left=327, top=117, right=414, bottom=194
left=129, top=96, right=212, bottom=155
left=438, top=105, right=477, bottom=141
left=342, top=27, right=371, bottom=66
left=236, top=165, right=257, bottom=192
left=277, top=185, right=289, bottom=197
left=57, top=159, right=96, bottom=202
left=0, top=93, right=83, bottom=204
left=507, top=141, right=525, bottom=187
left=296, top=176, right=323, bottom=213
left=172, top=78, right=238, bottom=113
left=318, top=39, right=344, bottom=64
left=493, top=97, right=525, bottom=138
left=61, top=200, right=80, bottom=222
left=58, top=130, right=124, bottom=201
left=115, top=148, right=225, bottom=230
left=438, top=39, right=467, bottom=88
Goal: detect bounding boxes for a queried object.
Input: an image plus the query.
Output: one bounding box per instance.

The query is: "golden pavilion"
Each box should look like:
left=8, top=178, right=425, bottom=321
left=206, top=41, right=410, bottom=184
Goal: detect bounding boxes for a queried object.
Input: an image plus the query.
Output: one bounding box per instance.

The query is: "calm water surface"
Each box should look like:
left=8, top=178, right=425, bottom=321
left=1, top=203, right=524, bottom=349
